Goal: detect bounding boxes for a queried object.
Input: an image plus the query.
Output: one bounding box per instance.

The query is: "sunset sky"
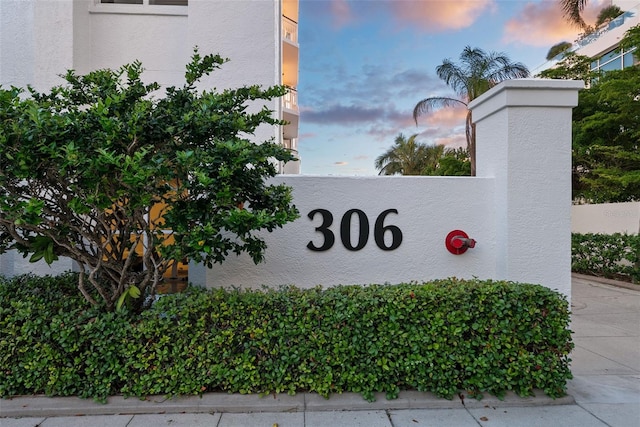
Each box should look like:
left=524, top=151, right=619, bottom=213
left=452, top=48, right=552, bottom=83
left=296, top=0, right=614, bottom=175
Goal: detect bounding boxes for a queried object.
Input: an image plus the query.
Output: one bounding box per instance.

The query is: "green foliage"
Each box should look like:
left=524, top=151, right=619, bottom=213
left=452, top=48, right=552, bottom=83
left=572, top=233, right=640, bottom=283
left=546, top=41, right=573, bottom=61
left=1, top=274, right=573, bottom=402
left=24, top=236, right=59, bottom=264
left=618, top=24, right=640, bottom=56
left=375, top=133, right=444, bottom=176
left=0, top=49, right=299, bottom=311
left=595, top=5, right=623, bottom=27
left=535, top=52, right=593, bottom=82
left=424, top=147, right=471, bottom=176
left=375, top=134, right=470, bottom=176
left=572, top=66, right=640, bottom=203
left=115, top=285, right=141, bottom=312
left=540, top=51, right=640, bottom=203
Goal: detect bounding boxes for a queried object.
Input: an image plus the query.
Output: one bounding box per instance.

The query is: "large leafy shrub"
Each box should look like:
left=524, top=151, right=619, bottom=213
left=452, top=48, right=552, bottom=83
left=572, top=233, right=640, bottom=283
left=0, top=274, right=573, bottom=402
left=0, top=50, right=299, bottom=311
left=536, top=25, right=640, bottom=204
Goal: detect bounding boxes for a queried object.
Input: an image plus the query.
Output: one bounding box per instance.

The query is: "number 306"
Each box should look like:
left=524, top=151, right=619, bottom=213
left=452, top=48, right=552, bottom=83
left=307, top=209, right=402, bottom=251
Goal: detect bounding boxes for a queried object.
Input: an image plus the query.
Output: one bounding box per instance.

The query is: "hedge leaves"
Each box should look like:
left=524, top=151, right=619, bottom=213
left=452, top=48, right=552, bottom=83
left=1, top=273, right=573, bottom=402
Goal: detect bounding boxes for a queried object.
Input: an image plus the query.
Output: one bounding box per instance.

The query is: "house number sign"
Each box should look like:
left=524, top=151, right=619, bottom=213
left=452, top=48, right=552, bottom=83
left=307, top=209, right=403, bottom=251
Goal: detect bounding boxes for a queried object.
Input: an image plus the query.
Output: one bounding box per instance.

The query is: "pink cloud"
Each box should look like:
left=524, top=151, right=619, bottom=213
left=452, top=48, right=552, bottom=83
left=417, top=104, right=468, bottom=128
left=390, top=0, right=495, bottom=31
left=503, top=0, right=607, bottom=47
left=434, top=134, right=467, bottom=148
left=413, top=107, right=468, bottom=148
left=331, top=0, right=353, bottom=29
left=298, top=132, right=317, bottom=140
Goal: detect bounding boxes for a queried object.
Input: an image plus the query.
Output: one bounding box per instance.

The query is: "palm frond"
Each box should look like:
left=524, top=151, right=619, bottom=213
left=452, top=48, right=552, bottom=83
left=436, top=60, right=467, bottom=97
left=485, top=61, right=530, bottom=85
left=413, top=97, right=467, bottom=124
left=561, top=0, right=589, bottom=28
left=413, top=45, right=531, bottom=176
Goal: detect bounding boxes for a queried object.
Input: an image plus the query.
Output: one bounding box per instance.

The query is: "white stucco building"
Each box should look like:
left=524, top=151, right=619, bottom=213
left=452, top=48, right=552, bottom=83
left=0, top=0, right=300, bottom=279
left=534, top=0, right=639, bottom=74
left=0, top=0, right=300, bottom=173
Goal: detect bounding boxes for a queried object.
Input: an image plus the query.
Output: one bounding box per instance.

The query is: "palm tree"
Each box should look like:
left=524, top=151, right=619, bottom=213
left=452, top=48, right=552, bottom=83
left=596, top=5, right=623, bottom=27
left=546, top=41, right=573, bottom=60
left=562, top=1, right=625, bottom=29
left=375, top=133, right=445, bottom=176
left=561, top=0, right=589, bottom=28
left=413, top=46, right=530, bottom=176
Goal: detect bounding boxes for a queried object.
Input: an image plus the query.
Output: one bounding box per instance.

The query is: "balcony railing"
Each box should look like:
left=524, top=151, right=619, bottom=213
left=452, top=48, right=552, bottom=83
left=284, top=138, right=298, bottom=152
left=283, top=16, right=298, bottom=44
left=283, top=87, right=298, bottom=111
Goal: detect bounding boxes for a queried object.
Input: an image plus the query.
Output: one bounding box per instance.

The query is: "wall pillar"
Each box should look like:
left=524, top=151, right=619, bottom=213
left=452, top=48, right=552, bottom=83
left=470, top=79, right=583, bottom=299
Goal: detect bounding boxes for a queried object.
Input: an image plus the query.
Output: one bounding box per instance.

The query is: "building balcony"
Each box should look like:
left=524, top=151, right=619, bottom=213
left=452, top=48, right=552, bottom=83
left=282, top=88, right=298, bottom=140
left=283, top=87, right=298, bottom=111
left=281, top=157, right=300, bottom=174
left=281, top=138, right=299, bottom=174
left=281, top=5, right=299, bottom=142
left=283, top=16, right=298, bottom=45
left=556, top=5, right=638, bottom=60
left=282, top=15, right=299, bottom=88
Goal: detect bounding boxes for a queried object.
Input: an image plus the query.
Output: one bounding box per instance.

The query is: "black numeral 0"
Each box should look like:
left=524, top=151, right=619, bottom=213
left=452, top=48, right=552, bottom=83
left=374, top=209, right=402, bottom=250
left=340, top=209, right=369, bottom=251
left=307, top=209, right=335, bottom=251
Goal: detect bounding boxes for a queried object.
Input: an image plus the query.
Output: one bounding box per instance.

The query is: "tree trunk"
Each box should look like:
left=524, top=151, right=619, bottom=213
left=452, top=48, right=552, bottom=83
left=466, top=111, right=476, bottom=176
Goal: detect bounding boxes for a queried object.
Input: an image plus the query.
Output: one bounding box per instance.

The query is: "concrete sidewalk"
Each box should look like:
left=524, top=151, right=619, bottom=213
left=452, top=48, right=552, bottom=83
left=2, top=275, right=639, bottom=426
left=564, top=274, right=640, bottom=427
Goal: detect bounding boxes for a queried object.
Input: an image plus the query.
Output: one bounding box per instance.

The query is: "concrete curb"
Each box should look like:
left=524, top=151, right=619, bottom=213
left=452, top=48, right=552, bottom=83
left=571, top=273, right=639, bottom=291
left=0, top=390, right=575, bottom=418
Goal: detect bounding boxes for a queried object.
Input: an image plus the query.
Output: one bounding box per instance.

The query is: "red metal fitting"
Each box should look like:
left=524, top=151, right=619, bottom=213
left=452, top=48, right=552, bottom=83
left=445, top=230, right=476, bottom=255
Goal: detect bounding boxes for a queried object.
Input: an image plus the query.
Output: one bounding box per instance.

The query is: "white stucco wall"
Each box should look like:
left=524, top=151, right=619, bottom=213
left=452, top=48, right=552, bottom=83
left=572, top=202, right=640, bottom=234
left=0, top=251, right=74, bottom=279
left=0, top=0, right=76, bottom=91
left=1, top=0, right=37, bottom=87
left=1, top=0, right=282, bottom=143
left=1, top=6, right=581, bottom=301
left=195, top=80, right=583, bottom=301
left=187, top=0, right=281, bottom=146
left=87, top=12, right=189, bottom=88
left=471, top=79, right=582, bottom=299
left=203, top=176, right=496, bottom=288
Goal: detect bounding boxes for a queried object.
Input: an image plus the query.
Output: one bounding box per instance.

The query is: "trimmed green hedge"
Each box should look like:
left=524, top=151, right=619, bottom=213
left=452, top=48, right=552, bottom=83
left=572, top=233, right=640, bottom=283
left=0, top=273, right=573, bottom=402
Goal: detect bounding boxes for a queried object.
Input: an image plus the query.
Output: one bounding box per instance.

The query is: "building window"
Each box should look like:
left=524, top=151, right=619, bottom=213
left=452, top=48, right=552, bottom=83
left=623, top=51, right=636, bottom=67
left=100, top=0, right=188, bottom=5
left=591, top=46, right=637, bottom=72
left=93, top=0, right=188, bottom=15
left=599, top=59, right=622, bottom=71
left=150, top=0, right=188, bottom=4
